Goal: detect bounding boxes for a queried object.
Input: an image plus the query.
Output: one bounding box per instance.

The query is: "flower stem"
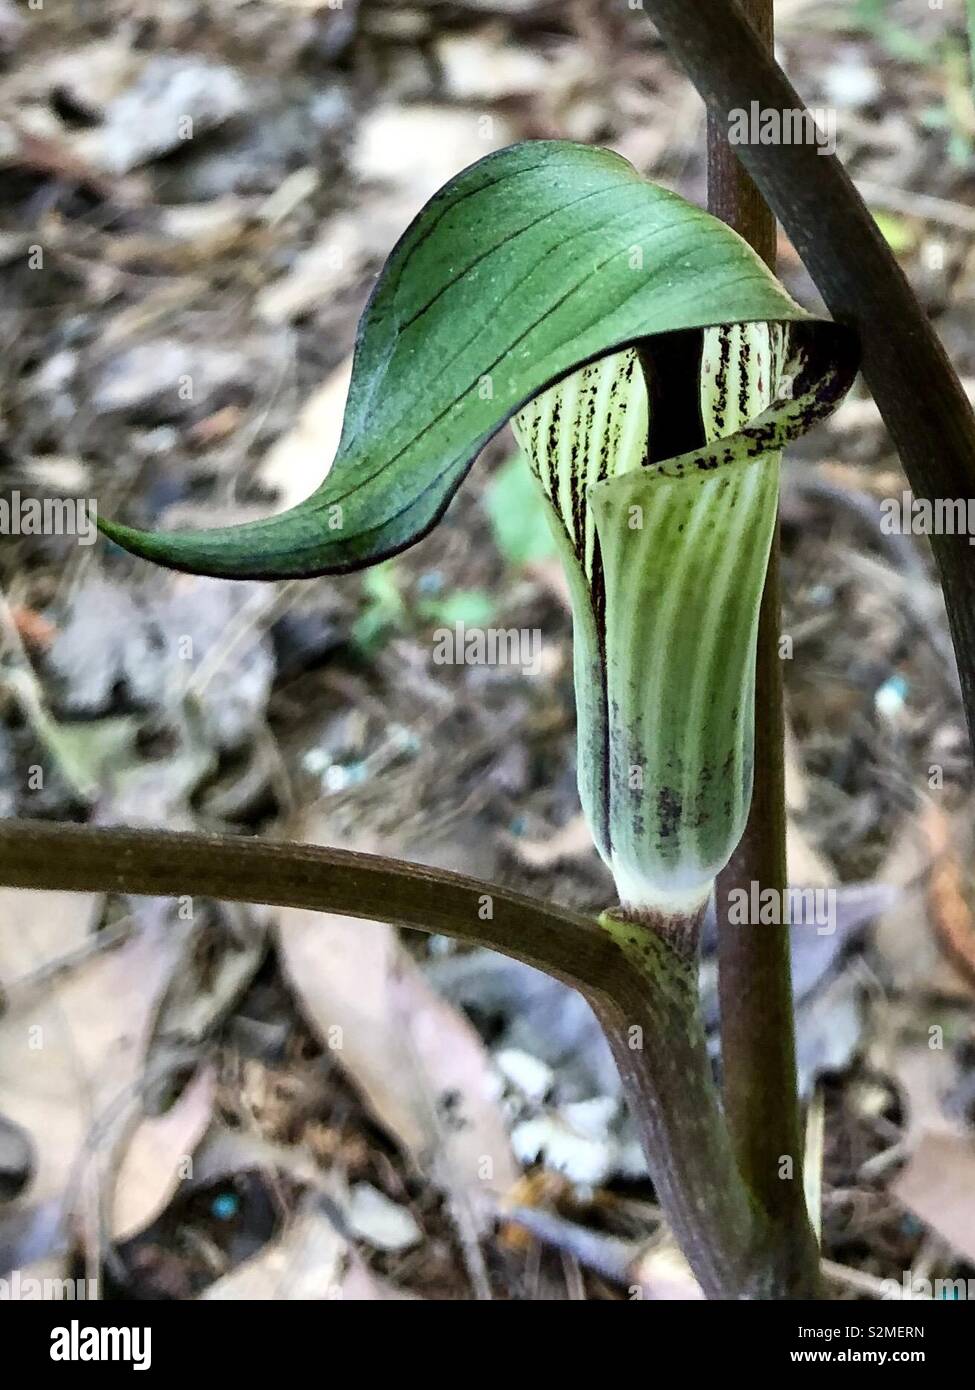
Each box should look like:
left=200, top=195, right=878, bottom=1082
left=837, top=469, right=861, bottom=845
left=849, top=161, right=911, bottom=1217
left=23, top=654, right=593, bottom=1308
left=715, top=545, right=819, bottom=1288
left=701, top=0, right=820, bottom=1296
left=595, top=906, right=785, bottom=1298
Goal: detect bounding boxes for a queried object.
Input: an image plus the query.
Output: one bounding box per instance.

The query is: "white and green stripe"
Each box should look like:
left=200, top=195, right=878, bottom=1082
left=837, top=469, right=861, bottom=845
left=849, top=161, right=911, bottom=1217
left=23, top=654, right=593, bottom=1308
left=514, top=320, right=847, bottom=910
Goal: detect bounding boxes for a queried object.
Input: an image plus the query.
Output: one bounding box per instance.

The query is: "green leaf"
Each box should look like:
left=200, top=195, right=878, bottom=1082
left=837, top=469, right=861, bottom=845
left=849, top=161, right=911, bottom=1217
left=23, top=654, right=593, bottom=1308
left=871, top=211, right=916, bottom=255
left=98, top=140, right=839, bottom=579
left=485, top=453, right=557, bottom=568
left=351, top=561, right=405, bottom=652
left=424, top=589, right=496, bottom=628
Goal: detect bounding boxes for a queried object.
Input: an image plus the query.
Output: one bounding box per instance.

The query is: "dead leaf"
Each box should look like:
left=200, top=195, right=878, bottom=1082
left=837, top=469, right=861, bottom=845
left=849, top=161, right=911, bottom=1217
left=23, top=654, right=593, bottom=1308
left=150, top=904, right=267, bottom=1050
left=112, top=1064, right=217, bottom=1241
left=9, top=605, right=57, bottom=653
left=49, top=572, right=277, bottom=754
left=630, top=1238, right=704, bottom=1301
left=74, top=53, right=247, bottom=176
left=503, top=1203, right=704, bottom=1300
left=887, top=1043, right=964, bottom=1147
left=922, top=801, right=975, bottom=989
left=201, top=1201, right=412, bottom=1300
left=873, top=807, right=975, bottom=998
left=437, top=29, right=550, bottom=102
left=278, top=902, right=518, bottom=1229
left=345, top=1182, right=422, bottom=1253
left=187, top=404, right=244, bottom=448
left=350, top=104, right=514, bottom=214
left=865, top=1000, right=968, bottom=1151
left=892, top=1133, right=975, bottom=1265
left=0, top=890, right=188, bottom=1266
left=509, top=813, right=593, bottom=869
left=256, top=218, right=364, bottom=325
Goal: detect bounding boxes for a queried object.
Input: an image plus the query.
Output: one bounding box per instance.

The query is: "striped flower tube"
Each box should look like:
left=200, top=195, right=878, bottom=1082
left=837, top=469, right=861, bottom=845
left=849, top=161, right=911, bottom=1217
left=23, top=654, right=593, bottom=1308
left=514, top=322, right=850, bottom=912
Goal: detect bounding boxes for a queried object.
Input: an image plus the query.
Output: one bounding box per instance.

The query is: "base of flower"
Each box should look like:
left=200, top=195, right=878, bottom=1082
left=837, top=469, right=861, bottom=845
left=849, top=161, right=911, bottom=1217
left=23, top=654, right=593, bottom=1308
left=608, top=861, right=712, bottom=932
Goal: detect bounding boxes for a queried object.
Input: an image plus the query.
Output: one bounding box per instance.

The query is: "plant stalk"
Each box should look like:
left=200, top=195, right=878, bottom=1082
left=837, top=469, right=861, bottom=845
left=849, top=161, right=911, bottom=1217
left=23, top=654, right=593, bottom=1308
left=705, top=0, right=820, bottom=1293
left=716, top=546, right=817, bottom=1287
left=594, top=907, right=804, bottom=1297
left=0, top=819, right=614, bottom=989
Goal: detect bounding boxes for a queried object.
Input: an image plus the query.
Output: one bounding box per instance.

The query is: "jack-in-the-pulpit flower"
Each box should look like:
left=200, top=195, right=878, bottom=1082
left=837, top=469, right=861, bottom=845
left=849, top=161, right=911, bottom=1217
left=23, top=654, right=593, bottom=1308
left=512, top=321, right=851, bottom=911
left=99, top=142, right=858, bottom=913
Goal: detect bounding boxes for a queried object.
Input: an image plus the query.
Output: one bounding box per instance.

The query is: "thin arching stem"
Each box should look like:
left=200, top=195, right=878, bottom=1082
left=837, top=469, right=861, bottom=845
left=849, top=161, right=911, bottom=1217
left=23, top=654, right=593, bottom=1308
left=0, top=819, right=614, bottom=990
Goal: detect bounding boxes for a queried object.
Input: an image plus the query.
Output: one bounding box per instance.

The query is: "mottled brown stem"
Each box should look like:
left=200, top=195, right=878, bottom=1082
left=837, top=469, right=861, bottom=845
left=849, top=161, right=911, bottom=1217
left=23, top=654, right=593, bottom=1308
left=704, top=0, right=820, bottom=1295
left=595, top=906, right=784, bottom=1298
left=716, top=546, right=818, bottom=1291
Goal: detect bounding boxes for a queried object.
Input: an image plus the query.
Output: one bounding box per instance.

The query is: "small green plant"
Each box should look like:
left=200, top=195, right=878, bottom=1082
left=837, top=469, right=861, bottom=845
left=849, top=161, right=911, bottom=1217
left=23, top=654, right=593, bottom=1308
left=5, top=0, right=975, bottom=1301
left=485, top=452, right=557, bottom=569
left=98, top=143, right=856, bottom=911
left=100, top=144, right=855, bottom=922
left=92, top=142, right=856, bottom=1296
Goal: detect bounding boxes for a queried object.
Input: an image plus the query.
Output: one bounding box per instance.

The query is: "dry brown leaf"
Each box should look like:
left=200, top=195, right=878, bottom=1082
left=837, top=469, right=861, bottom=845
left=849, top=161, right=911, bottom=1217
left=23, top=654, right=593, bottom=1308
left=350, top=104, right=514, bottom=213
left=278, top=908, right=518, bottom=1228
left=922, top=802, right=975, bottom=989
left=255, top=217, right=364, bottom=325
left=872, top=808, right=975, bottom=998
left=0, top=890, right=187, bottom=1260
left=864, top=998, right=967, bottom=1152
left=201, top=1202, right=413, bottom=1300
left=509, top=813, right=593, bottom=869
left=631, top=1238, right=705, bottom=1301
left=9, top=605, right=58, bottom=652
left=784, top=726, right=834, bottom=887
left=112, top=1063, right=217, bottom=1241
left=892, top=1133, right=975, bottom=1265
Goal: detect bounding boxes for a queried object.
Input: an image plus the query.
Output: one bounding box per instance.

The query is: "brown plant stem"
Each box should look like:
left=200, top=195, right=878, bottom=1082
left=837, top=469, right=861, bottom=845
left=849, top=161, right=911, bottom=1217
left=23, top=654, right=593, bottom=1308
left=716, top=547, right=817, bottom=1289
left=595, top=907, right=790, bottom=1298
left=0, top=819, right=613, bottom=989
left=705, top=0, right=820, bottom=1294
left=642, top=0, right=975, bottom=751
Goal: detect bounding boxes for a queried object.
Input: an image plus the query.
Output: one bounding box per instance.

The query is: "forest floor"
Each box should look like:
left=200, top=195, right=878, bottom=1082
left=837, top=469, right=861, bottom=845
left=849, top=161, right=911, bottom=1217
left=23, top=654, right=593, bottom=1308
left=1, top=0, right=974, bottom=1299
